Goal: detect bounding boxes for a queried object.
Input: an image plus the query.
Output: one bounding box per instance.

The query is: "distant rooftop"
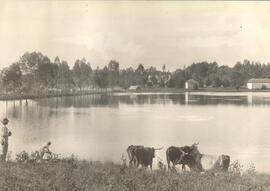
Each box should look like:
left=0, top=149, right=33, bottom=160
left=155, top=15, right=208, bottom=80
left=247, top=78, right=270, bottom=83
left=129, top=85, right=141, bottom=90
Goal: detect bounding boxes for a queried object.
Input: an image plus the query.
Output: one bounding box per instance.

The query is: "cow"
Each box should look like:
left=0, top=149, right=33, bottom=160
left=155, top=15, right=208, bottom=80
left=181, top=145, right=230, bottom=172
left=126, top=145, right=144, bottom=166
left=166, top=142, right=199, bottom=171
left=176, top=153, right=199, bottom=172
left=133, top=146, right=163, bottom=170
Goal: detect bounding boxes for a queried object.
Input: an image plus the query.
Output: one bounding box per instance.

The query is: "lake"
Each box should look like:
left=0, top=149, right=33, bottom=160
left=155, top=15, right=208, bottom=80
left=1, top=92, right=270, bottom=172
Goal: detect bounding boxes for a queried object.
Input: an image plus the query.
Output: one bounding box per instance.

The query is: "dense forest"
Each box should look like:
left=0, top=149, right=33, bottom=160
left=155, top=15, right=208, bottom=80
left=1, top=51, right=270, bottom=94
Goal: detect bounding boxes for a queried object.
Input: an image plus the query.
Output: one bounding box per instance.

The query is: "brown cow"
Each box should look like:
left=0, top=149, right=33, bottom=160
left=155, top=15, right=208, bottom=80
left=126, top=145, right=144, bottom=166
left=166, top=142, right=199, bottom=171
left=133, top=146, right=163, bottom=170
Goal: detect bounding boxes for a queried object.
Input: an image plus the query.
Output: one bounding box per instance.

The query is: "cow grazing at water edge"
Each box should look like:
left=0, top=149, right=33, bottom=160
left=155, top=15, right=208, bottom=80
left=133, top=146, right=164, bottom=170
left=166, top=142, right=199, bottom=171
left=179, top=145, right=230, bottom=172
left=126, top=145, right=144, bottom=166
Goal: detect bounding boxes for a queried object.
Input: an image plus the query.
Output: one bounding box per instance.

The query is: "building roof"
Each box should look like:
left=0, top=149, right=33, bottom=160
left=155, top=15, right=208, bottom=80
left=186, top=79, right=198, bottom=84
left=247, top=78, right=270, bottom=83
left=129, top=85, right=141, bottom=90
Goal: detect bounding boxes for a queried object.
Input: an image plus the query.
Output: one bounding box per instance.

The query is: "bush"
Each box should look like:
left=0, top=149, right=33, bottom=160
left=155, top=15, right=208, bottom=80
left=15, top=150, right=60, bottom=163
left=16, top=151, right=29, bottom=163
left=261, top=85, right=267, bottom=89
left=228, top=160, right=243, bottom=175
left=246, top=163, right=256, bottom=175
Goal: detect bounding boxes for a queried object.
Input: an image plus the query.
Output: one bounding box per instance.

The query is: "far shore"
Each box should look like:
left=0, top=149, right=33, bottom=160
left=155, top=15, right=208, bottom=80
left=1, top=87, right=270, bottom=101
left=132, top=87, right=270, bottom=93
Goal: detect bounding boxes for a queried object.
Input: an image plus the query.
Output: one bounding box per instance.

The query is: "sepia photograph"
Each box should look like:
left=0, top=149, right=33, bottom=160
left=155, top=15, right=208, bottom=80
left=1, top=0, right=270, bottom=190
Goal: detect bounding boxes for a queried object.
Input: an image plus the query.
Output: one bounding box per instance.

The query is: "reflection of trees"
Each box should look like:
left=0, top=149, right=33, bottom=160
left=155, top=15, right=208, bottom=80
left=6, top=94, right=270, bottom=120
left=36, top=95, right=120, bottom=108
left=34, top=94, right=254, bottom=107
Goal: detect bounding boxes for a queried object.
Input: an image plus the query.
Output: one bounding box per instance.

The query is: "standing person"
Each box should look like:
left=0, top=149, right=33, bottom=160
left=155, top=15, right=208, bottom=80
left=1, top=118, right=12, bottom=161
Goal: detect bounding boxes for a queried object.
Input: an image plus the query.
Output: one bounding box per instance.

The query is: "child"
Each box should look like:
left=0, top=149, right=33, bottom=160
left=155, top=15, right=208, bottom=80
left=40, top=141, right=52, bottom=160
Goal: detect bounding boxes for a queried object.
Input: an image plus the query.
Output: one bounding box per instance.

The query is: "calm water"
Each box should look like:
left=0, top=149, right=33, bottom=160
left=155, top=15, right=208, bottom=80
left=1, top=92, right=270, bottom=172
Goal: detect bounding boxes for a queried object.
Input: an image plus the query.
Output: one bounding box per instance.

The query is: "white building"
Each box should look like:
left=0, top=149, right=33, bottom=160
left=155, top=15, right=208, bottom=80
left=129, top=85, right=141, bottom=90
left=247, top=78, right=270, bottom=89
left=185, top=79, right=199, bottom=90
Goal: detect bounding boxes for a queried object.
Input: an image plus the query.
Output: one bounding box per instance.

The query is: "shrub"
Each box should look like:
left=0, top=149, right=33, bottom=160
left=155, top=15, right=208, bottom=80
left=228, top=160, right=243, bottom=175
left=16, top=151, right=29, bottom=163
left=193, top=83, right=199, bottom=90
left=246, top=163, right=256, bottom=175
left=261, top=85, right=267, bottom=89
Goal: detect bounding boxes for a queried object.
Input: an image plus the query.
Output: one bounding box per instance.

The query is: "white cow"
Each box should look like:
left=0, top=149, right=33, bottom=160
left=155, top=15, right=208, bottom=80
left=180, top=145, right=230, bottom=172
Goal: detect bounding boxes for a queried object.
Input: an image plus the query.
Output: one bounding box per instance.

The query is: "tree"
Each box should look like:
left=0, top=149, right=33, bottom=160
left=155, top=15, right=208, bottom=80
left=72, top=58, right=93, bottom=91
left=80, top=61, right=93, bottom=89
left=93, top=66, right=109, bottom=88
left=171, top=69, right=185, bottom=88
left=135, top=64, right=147, bottom=86
left=162, top=64, right=166, bottom=73
left=72, top=59, right=82, bottom=91
left=57, top=61, right=73, bottom=91
left=108, top=60, right=120, bottom=87
left=54, top=56, right=60, bottom=65
left=119, top=68, right=136, bottom=88
left=231, top=72, right=244, bottom=90
left=146, top=66, right=158, bottom=86
left=2, top=63, right=22, bottom=92
left=18, top=51, right=57, bottom=92
left=36, top=57, right=58, bottom=88
left=136, top=64, right=145, bottom=75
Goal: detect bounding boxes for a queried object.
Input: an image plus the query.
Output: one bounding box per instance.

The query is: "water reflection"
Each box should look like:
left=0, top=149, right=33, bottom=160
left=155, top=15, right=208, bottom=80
left=33, top=92, right=270, bottom=107
left=4, top=93, right=270, bottom=117
left=4, top=92, right=270, bottom=127
left=1, top=92, right=270, bottom=172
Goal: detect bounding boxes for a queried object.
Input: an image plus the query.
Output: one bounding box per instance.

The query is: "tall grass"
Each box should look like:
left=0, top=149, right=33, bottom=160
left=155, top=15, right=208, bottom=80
left=0, top=152, right=270, bottom=191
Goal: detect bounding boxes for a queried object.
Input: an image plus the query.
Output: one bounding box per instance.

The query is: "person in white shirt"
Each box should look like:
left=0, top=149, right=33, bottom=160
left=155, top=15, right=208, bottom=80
left=40, top=141, right=52, bottom=160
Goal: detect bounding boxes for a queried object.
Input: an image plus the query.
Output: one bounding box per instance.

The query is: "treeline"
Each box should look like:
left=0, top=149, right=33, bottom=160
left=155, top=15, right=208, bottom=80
left=1, top=51, right=270, bottom=94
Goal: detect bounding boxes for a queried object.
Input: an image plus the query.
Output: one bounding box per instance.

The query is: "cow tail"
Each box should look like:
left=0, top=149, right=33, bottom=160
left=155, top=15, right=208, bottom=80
left=166, top=149, right=170, bottom=170
left=126, top=147, right=131, bottom=161
left=127, top=146, right=133, bottom=166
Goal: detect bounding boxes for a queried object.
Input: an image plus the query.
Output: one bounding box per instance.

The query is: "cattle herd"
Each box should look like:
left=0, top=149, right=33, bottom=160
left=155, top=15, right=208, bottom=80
left=126, top=143, right=230, bottom=172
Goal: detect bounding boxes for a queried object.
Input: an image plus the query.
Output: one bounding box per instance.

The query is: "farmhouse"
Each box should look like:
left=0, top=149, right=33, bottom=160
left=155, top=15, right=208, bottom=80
left=247, top=78, right=270, bottom=89
left=185, top=79, right=199, bottom=90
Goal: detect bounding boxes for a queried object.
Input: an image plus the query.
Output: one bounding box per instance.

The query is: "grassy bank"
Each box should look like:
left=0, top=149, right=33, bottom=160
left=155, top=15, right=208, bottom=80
left=1, top=158, right=270, bottom=191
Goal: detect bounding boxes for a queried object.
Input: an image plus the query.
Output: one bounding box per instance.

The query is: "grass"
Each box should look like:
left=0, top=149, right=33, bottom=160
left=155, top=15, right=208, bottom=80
left=1, top=156, right=270, bottom=191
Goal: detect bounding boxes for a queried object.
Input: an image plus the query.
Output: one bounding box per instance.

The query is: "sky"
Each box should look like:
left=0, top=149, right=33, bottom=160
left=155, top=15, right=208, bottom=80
left=0, top=1, right=270, bottom=71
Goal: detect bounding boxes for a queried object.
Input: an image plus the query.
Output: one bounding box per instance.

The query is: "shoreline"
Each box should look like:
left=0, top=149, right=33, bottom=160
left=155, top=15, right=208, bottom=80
left=1, top=87, right=270, bottom=101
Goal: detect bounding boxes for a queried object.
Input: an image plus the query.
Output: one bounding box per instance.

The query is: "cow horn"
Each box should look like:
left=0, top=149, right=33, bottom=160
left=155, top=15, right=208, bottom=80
left=154, top=146, right=164, bottom=150
left=180, top=149, right=187, bottom=155
left=193, top=142, right=199, bottom=146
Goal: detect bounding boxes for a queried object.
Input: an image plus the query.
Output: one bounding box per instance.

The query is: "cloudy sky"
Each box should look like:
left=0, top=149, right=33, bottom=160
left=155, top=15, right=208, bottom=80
left=1, top=1, right=270, bottom=71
